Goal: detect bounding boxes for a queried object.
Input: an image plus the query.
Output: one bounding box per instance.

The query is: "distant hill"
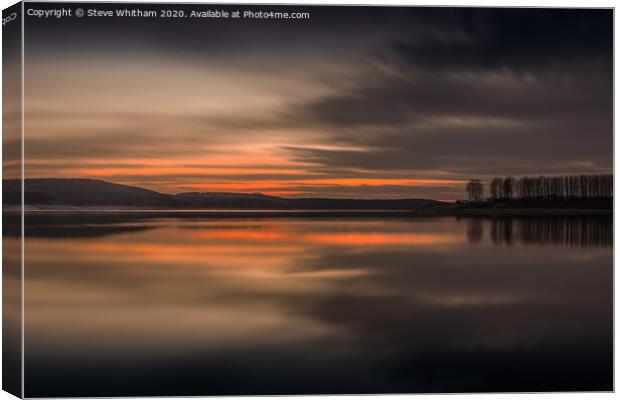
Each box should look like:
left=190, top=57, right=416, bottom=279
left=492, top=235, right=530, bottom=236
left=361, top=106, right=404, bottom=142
left=176, top=192, right=292, bottom=209
left=4, top=179, right=181, bottom=208
left=285, top=197, right=441, bottom=210
left=3, top=179, right=443, bottom=210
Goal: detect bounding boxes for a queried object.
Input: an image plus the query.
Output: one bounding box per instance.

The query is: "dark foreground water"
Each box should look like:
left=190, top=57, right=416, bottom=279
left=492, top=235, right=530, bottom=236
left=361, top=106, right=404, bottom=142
left=11, top=213, right=613, bottom=396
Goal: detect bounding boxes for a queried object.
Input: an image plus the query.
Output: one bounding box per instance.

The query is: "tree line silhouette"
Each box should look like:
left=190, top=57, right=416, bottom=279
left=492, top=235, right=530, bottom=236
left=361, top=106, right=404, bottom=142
left=466, top=174, right=613, bottom=201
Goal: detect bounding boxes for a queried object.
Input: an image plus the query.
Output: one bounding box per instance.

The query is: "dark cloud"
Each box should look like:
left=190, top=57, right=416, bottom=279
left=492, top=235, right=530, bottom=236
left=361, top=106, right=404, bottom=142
left=390, top=8, right=612, bottom=71
left=278, top=8, right=612, bottom=181
left=293, top=66, right=611, bottom=127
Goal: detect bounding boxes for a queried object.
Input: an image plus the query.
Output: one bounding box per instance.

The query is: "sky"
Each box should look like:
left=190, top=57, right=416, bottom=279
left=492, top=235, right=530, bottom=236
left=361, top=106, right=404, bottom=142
left=21, top=5, right=613, bottom=200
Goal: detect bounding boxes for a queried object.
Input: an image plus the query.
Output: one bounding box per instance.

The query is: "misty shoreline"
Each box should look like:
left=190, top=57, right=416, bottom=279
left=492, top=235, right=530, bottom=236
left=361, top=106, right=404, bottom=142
left=2, top=179, right=612, bottom=217
left=3, top=205, right=612, bottom=218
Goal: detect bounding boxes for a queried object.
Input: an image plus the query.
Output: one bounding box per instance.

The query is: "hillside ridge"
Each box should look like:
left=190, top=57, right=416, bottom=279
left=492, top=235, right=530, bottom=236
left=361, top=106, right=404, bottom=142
left=3, top=178, right=442, bottom=210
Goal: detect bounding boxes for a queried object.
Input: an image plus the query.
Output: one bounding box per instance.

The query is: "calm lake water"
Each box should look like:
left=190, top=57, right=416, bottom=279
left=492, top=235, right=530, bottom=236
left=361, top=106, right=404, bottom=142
left=12, top=213, right=613, bottom=396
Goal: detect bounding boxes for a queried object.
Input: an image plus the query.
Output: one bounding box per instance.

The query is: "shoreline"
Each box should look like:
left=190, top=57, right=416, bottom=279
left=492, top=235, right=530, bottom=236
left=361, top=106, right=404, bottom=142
left=3, top=206, right=612, bottom=218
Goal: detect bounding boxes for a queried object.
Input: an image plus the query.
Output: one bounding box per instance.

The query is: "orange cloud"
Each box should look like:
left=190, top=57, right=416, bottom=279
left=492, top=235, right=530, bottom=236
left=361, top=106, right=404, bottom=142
left=74, top=167, right=315, bottom=177
left=179, top=178, right=464, bottom=192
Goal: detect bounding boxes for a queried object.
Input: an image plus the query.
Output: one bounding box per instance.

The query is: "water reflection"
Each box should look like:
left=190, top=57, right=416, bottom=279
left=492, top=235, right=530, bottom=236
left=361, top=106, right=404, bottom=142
left=466, top=218, right=483, bottom=243
left=462, top=216, right=612, bottom=247
left=21, top=213, right=612, bottom=396
left=3, top=213, right=21, bottom=396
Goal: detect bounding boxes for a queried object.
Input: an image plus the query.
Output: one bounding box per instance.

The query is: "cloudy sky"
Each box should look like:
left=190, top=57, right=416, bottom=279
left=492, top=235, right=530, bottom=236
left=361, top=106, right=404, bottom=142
left=23, top=5, right=612, bottom=200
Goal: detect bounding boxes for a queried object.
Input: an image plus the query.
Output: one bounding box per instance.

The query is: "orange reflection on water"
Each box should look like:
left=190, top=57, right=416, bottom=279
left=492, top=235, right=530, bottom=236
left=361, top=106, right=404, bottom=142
left=305, top=232, right=461, bottom=245
left=186, top=227, right=461, bottom=246
left=70, top=241, right=302, bottom=265
left=185, top=229, right=293, bottom=242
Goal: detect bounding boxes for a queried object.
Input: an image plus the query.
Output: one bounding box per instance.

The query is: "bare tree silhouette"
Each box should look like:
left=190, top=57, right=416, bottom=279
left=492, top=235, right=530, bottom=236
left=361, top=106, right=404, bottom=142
left=503, top=177, right=516, bottom=201
left=466, top=179, right=484, bottom=202
left=490, top=177, right=503, bottom=201
left=484, top=174, right=612, bottom=201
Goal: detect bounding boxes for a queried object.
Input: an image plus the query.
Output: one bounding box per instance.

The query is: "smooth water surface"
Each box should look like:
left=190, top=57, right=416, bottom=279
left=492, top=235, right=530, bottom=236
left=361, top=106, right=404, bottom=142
left=16, top=213, right=612, bottom=396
